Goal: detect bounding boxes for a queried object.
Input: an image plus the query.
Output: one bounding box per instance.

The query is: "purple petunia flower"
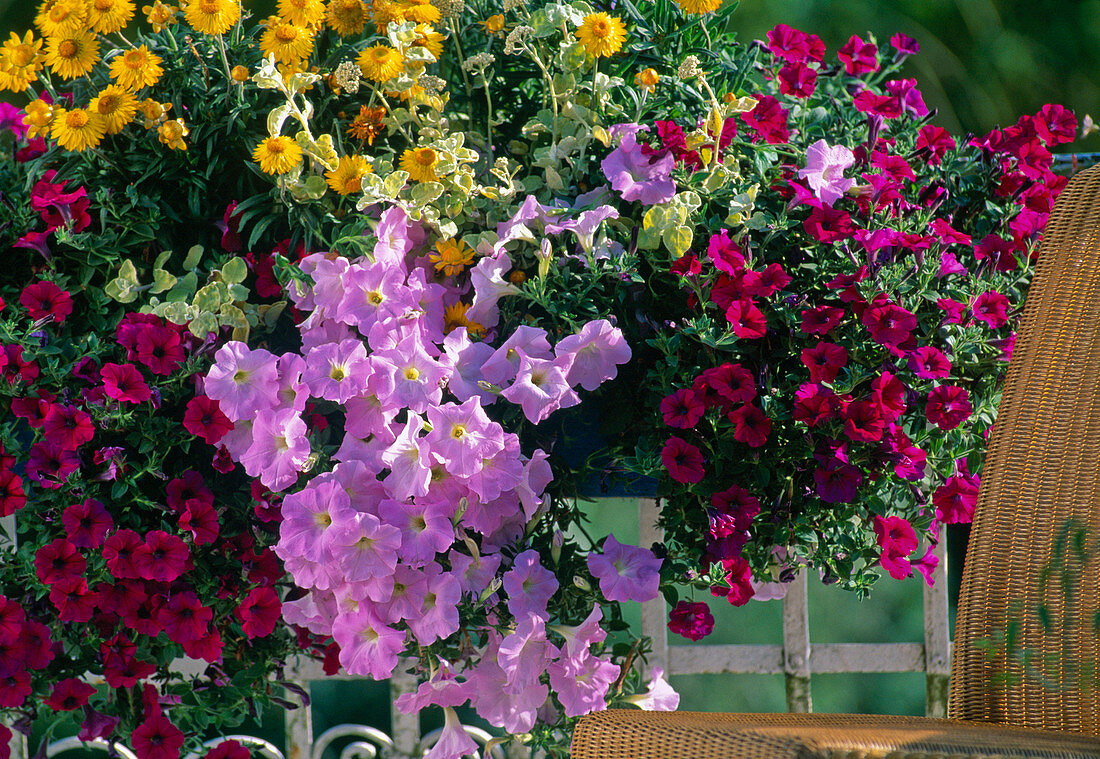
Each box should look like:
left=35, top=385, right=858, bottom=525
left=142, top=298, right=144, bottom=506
left=601, top=131, right=676, bottom=206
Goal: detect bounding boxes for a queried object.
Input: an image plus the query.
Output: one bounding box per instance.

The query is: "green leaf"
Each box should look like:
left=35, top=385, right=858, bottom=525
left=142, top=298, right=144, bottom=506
left=182, top=245, right=204, bottom=270
left=409, top=181, right=443, bottom=206
left=190, top=311, right=219, bottom=338
left=150, top=269, right=178, bottom=294
left=220, top=257, right=248, bottom=284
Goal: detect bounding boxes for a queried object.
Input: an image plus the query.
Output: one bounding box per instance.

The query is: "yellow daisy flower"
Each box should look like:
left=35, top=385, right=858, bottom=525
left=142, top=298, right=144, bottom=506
left=357, top=44, right=403, bottom=83
left=325, top=0, right=368, bottom=36
left=142, top=0, right=178, bottom=31
left=108, top=44, right=163, bottom=91
left=399, top=146, right=438, bottom=183
left=430, top=238, right=475, bottom=277
left=45, top=31, right=100, bottom=80
left=253, top=135, right=303, bottom=175
left=231, top=64, right=249, bottom=81
left=575, top=12, right=627, bottom=58
left=23, top=99, right=53, bottom=139
left=443, top=302, right=485, bottom=337
left=398, top=0, right=439, bottom=25
left=260, top=20, right=314, bottom=64
left=184, top=0, right=241, bottom=36
left=324, top=154, right=372, bottom=195
left=158, top=118, right=188, bottom=149
left=35, top=0, right=89, bottom=39
left=411, top=23, right=443, bottom=60
left=90, top=84, right=137, bottom=134
left=672, top=0, right=721, bottom=13
left=0, top=32, right=45, bottom=93
left=87, top=0, right=136, bottom=34
left=278, top=0, right=326, bottom=28
left=51, top=106, right=107, bottom=151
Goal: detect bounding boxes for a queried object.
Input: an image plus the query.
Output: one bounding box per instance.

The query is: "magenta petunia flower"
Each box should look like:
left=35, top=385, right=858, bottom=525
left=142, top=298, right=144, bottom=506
left=934, top=471, right=980, bottom=524
left=873, top=515, right=918, bottom=580
left=813, top=457, right=862, bottom=503
left=667, top=600, right=714, bottom=641
left=862, top=302, right=917, bottom=349
left=103, top=528, right=144, bottom=579
left=971, top=291, right=1010, bottom=329
left=587, top=534, right=662, bottom=603
left=908, top=346, right=952, bottom=380
left=706, top=229, right=745, bottom=275
left=42, top=403, right=95, bottom=450
left=132, top=713, right=185, bottom=759
left=797, top=139, right=856, bottom=205
left=135, top=325, right=185, bottom=375
left=0, top=470, right=26, bottom=516
left=100, top=363, right=151, bottom=404
left=842, top=398, right=885, bottom=443
left=728, top=404, right=771, bottom=448
left=179, top=499, right=219, bottom=545
left=133, top=530, right=189, bottom=583
left=801, top=341, right=848, bottom=383
left=837, top=34, right=878, bottom=75
left=44, top=678, right=96, bottom=712
left=601, top=131, right=676, bottom=206
left=34, top=538, right=86, bottom=585
left=926, top=385, right=972, bottom=430
left=660, top=388, right=705, bottom=428
left=19, top=280, right=73, bottom=323
left=726, top=298, right=768, bottom=339
left=61, top=498, right=112, bottom=549
left=777, top=61, right=816, bottom=98
left=157, top=590, right=213, bottom=644
left=182, top=395, right=234, bottom=445
left=661, top=436, right=705, bottom=484
left=800, top=305, right=845, bottom=335
left=24, top=440, right=80, bottom=489
left=237, top=586, right=281, bottom=638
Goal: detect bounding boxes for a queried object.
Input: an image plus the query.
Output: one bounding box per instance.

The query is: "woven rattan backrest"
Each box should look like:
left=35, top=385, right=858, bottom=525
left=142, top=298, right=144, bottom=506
left=949, top=165, right=1100, bottom=733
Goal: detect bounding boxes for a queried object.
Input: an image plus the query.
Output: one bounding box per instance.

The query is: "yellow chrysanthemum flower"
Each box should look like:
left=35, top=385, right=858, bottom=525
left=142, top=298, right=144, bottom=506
left=575, top=12, right=627, bottom=58
left=45, top=31, right=100, bottom=80
left=278, top=0, right=326, bottom=28
left=138, top=97, right=171, bottom=128
left=672, top=0, right=721, bottom=14
left=411, top=23, right=443, bottom=60
left=260, top=19, right=314, bottom=63
left=346, top=104, right=386, bottom=144
left=443, top=302, right=485, bottom=337
left=108, top=44, right=163, bottom=91
left=480, top=13, right=504, bottom=33
left=51, top=106, right=107, bottom=151
left=324, top=154, right=372, bottom=195
left=231, top=64, right=249, bottom=81
left=398, top=0, right=439, bottom=25
left=158, top=117, right=188, bottom=149
left=253, top=135, right=303, bottom=175
left=357, top=44, right=403, bottom=83
left=0, top=32, right=45, bottom=93
left=87, top=0, right=136, bottom=34
left=400, top=146, right=438, bottom=183
left=142, top=0, right=178, bottom=31
left=635, top=67, right=659, bottom=92
left=325, top=0, right=367, bottom=36
left=90, top=84, right=137, bottom=134
left=370, top=0, right=405, bottom=32
left=184, top=0, right=241, bottom=35
left=430, top=238, right=475, bottom=277
left=23, top=99, right=53, bottom=139
left=35, top=0, right=89, bottom=39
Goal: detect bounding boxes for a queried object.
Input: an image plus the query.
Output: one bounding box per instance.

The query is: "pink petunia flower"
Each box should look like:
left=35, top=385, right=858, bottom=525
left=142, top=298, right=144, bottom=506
left=926, top=385, right=972, bottom=430
left=587, top=534, right=662, bottom=603
left=661, top=436, right=705, bottom=483
left=204, top=342, right=281, bottom=421
left=100, top=363, right=151, bottom=403
left=797, top=140, right=856, bottom=205
left=554, top=319, right=632, bottom=392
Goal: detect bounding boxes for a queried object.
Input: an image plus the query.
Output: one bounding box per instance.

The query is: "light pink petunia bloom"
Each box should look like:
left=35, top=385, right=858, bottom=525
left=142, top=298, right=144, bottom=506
left=448, top=549, right=503, bottom=597
left=423, top=707, right=479, bottom=759
left=467, top=252, right=521, bottom=328
left=302, top=339, right=372, bottom=403
left=797, top=139, right=856, bottom=206
left=500, top=355, right=581, bottom=423
left=587, top=534, right=663, bottom=603
left=298, top=314, right=358, bottom=353
left=555, top=319, right=632, bottom=392
left=516, top=449, right=554, bottom=520
left=334, top=261, right=407, bottom=333
left=344, top=391, right=400, bottom=438
left=203, top=342, right=280, bottom=421
left=498, top=612, right=552, bottom=692
left=281, top=588, right=338, bottom=636
left=306, top=254, right=352, bottom=316
left=547, top=651, right=618, bottom=717
left=275, top=353, right=309, bottom=411
left=407, top=562, right=462, bottom=645
left=239, top=407, right=310, bottom=491
left=377, top=564, right=429, bottom=620
left=325, top=511, right=402, bottom=582
left=374, top=335, right=450, bottom=414
left=332, top=605, right=406, bottom=679
left=394, top=658, right=470, bottom=713
left=503, top=549, right=558, bottom=619
left=333, top=423, right=398, bottom=470
left=442, top=328, right=497, bottom=405
left=379, top=499, right=455, bottom=565
left=466, top=638, right=548, bottom=734
left=424, top=398, right=505, bottom=479
left=481, top=326, right=553, bottom=386
left=550, top=605, right=607, bottom=666
left=380, top=412, right=433, bottom=500
left=601, top=131, right=676, bottom=206
left=461, top=432, right=524, bottom=503
left=627, top=666, right=680, bottom=711
left=277, top=480, right=354, bottom=563
left=373, top=205, right=415, bottom=270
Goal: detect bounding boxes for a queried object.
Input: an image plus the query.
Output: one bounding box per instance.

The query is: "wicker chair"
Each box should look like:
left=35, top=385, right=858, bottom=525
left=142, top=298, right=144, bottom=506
left=571, top=165, right=1100, bottom=759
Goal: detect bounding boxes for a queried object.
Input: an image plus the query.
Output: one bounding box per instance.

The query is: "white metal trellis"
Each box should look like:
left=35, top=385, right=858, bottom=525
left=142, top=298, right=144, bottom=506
left=638, top=497, right=953, bottom=716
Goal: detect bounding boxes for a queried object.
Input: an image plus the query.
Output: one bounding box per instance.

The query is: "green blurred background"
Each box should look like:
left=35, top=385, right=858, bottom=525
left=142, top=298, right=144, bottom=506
left=2, top=0, right=1070, bottom=745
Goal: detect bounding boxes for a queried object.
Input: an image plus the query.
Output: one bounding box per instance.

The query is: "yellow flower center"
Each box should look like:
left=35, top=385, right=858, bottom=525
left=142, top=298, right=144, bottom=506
left=313, top=511, right=332, bottom=527
left=50, top=6, right=72, bottom=22
left=233, top=369, right=251, bottom=383
left=65, top=110, right=89, bottom=128
left=161, top=120, right=184, bottom=139
left=123, top=49, right=145, bottom=68
left=95, top=0, right=113, bottom=10
left=267, top=139, right=286, bottom=154
left=329, top=365, right=347, bottom=381
left=58, top=40, right=77, bottom=58
left=199, top=0, right=219, bottom=12
left=367, top=291, right=383, bottom=305
left=404, top=367, right=420, bottom=380
left=451, top=425, right=466, bottom=439
left=591, top=18, right=610, bottom=36
left=413, top=147, right=436, bottom=166
left=371, top=48, right=391, bottom=62
left=276, top=25, right=298, bottom=42
left=96, top=94, right=120, bottom=114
